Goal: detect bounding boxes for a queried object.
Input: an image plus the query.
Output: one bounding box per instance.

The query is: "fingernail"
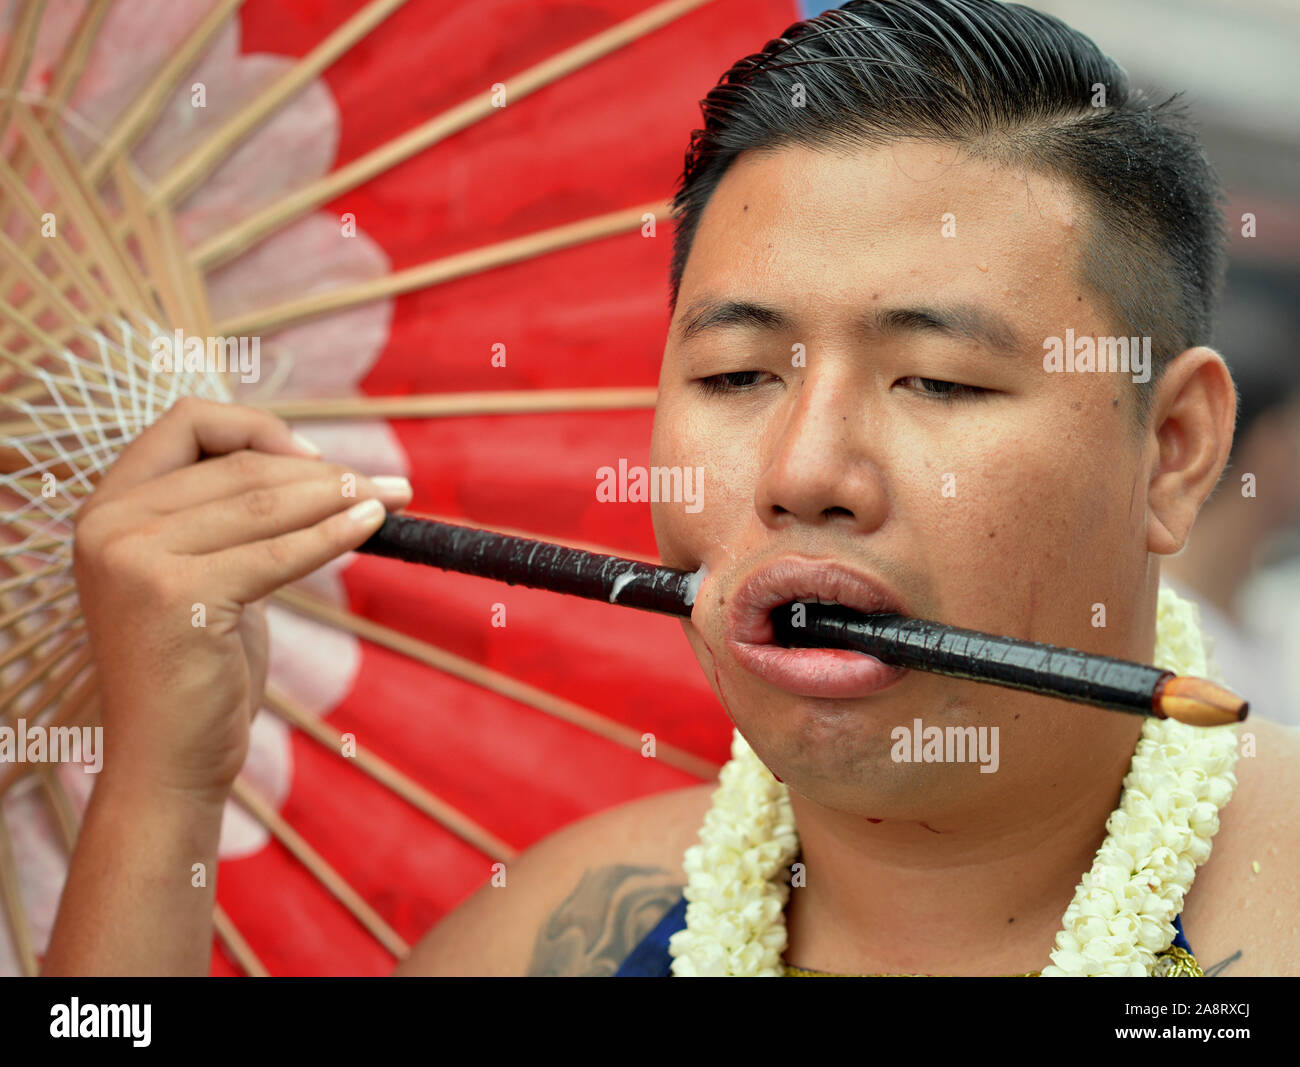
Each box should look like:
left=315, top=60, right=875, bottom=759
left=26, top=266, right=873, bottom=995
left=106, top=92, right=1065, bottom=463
left=291, top=432, right=321, bottom=456
left=346, top=498, right=385, bottom=523
left=371, top=475, right=412, bottom=496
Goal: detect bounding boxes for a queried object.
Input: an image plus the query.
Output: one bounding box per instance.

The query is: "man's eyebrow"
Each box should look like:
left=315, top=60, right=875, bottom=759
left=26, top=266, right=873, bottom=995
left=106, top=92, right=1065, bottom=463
left=678, top=299, right=793, bottom=342
left=869, top=304, right=1024, bottom=357
left=677, top=297, right=1024, bottom=358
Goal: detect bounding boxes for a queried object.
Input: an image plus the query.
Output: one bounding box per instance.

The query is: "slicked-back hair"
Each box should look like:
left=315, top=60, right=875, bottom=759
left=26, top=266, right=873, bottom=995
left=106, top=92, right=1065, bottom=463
left=668, top=0, right=1228, bottom=421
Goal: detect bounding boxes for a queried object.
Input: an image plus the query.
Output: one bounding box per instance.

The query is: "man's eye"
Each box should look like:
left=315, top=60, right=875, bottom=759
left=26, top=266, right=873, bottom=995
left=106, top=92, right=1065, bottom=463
left=695, top=371, right=771, bottom=396
left=898, top=376, right=989, bottom=402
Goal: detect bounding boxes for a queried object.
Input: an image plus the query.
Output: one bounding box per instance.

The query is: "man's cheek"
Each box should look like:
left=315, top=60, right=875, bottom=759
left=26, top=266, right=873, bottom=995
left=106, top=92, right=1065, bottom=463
left=650, top=501, right=697, bottom=571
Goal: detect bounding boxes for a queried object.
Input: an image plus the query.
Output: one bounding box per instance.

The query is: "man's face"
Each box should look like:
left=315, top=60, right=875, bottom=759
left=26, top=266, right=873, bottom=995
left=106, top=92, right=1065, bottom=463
left=649, top=140, right=1158, bottom=810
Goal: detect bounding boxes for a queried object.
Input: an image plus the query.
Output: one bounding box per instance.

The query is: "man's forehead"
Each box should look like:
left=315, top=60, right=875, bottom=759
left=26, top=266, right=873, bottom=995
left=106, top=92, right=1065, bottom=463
left=677, top=141, right=1090, bottom=334
left=711, top=139, right=1081, bottom=209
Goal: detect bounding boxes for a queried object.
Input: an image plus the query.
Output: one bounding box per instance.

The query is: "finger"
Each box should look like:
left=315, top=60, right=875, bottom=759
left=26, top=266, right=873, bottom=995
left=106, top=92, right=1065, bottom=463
left=115, top=450, right=367, bottom=517
left=167, top=474, right=411, bottom=555
left=94, top=397, right=319, bottom=501
left=204, top=497, right=391, bottom=604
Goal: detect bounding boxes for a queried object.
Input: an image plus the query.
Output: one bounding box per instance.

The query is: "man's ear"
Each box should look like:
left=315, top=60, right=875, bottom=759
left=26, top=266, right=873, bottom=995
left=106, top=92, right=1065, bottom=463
left=1146, top=346, right=1237, bottom=555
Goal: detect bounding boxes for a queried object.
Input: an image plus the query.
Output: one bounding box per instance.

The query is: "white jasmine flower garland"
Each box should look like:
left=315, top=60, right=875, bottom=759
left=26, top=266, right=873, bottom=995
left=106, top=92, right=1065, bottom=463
left=668, top=586, right=1239, bottom=977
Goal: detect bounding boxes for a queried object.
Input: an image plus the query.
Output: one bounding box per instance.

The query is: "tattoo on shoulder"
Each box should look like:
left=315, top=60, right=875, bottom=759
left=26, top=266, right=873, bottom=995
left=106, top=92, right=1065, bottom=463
left=1202, top=951, right=1241, bottom=976
left=527, top=864, right=684, bottom=977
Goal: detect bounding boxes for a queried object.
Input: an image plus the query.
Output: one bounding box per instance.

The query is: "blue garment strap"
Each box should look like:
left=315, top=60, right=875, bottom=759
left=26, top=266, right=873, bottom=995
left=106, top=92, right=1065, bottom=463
left=614, top=893, right=1195, bottom=976
left=613, top=896, right=686, bottom=976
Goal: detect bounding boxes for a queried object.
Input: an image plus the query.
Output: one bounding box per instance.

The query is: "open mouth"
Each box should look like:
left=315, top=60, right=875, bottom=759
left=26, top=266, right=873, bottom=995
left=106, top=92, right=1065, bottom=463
left=724, top=559, right=910, bottom=699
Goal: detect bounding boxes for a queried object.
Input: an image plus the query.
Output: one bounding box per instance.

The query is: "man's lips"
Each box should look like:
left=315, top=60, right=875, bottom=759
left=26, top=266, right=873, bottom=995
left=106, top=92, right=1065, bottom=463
left=723, top=556, right=909, bottom=699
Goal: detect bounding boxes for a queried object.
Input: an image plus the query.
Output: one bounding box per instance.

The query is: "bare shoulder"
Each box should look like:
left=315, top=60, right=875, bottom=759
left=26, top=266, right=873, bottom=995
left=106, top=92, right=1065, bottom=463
left=1179, top=719, right=1300, bottom=976
left=392, top=782, right=715, bottom=976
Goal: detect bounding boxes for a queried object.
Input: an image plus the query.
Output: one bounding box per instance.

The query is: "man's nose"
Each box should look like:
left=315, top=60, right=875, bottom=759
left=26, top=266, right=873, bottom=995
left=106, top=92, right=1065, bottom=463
left=753, top=369, right=889, bottom=533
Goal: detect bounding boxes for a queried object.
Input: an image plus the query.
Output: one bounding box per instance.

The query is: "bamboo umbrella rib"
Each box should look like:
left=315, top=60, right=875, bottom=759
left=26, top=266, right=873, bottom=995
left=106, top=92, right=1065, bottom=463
left=3, top=496, right=79, bottom=538
left=0, top=640, right=91, bottom=725
left=0, top=431, right=122, bottom=486
left=272, top=586, right=721, bottom=781
left=0, top=420, right=128, bottom=459
left=1, top=379, right=90, bottom=410
left=83, top=0, right=247, bottom=185
left=0, top=537, right=67, bottom=560
left=36, top=766, right=80, bottom=855
left=0, top=0, right=44, bottom=139
left=0, top=507, right=60, bottom=982
left=0, top=116, right=89, bottom=285
left=0, top=336, right=171, bottom=410
left=0, top=130, right=108, bottom=336
left=0, top=301, right=94, bottom=369
left=0, top=0, right=110, bottom=229
left=0, top=549, right=71, bottom=604
left=0, top=147, right=161, bottom=343
left=0, top=298, right=130, bottom=377
left=0, top=538, right=68, bottom=561
left=0, top=164, right=122, bottom=324
left=0, top=553, right=87, bottom=814
left=36, top=112, right=160, bottom=316
left=212, top=904, right=269, bottom=978
left=191, top=0, right=711, bottom=268
left=0, top=808, right=37, bottom=976
left=0, top=230, right=95, bottom=336
left=0, top=685, right=97, bottom=801
left=0, top=580, right=78, bottom=637
left=0, top=280, right=120, bottom=375
left=228, top=776, right=409, bottom=959
left=152, top=195, right=209, bottom=337
left=110, top=159, right=191, bottom=330
left=0, top=626, right=88, bottom=722
left=153, top=0, right=411, bottom=207
left=42, top=0, right=113, bottom=115
left=0, top=610, right=76, bottom=675
left=0, top=621, right=88, bottom=722
left=0, top=561, right=69, bottom=597
left=4, top=507, right=81, bottom=547
left=11, top=109, right=153, bottom=317
left=3, top=499, right=78, bottom=532
left=215, top=200, right=668, bottom=337
left=0, top=555, right=83, bottom=741
left=263, top=685, right=516, bottom=861
left=262, top=386, right=657, bottom=421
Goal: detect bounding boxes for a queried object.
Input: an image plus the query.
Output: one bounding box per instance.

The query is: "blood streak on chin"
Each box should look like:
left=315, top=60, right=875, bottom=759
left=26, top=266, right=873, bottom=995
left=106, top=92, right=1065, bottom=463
left=696, top=632, right=733, bottom=716
left=696, top=631, right=786, bottom=784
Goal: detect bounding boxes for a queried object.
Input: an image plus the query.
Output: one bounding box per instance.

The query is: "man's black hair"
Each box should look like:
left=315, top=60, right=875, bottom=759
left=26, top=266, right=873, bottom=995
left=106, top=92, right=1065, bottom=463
left=668, top=0, right=1228, bottom=420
